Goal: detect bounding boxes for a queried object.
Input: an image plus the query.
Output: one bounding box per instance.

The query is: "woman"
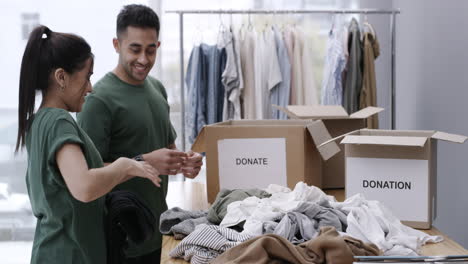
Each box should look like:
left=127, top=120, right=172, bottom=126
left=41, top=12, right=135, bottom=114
left=15, top=25, right=160, bottom=263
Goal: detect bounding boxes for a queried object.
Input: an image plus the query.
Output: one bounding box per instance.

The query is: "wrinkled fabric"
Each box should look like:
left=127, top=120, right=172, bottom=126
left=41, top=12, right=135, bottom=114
left=266, top=200, right=348, bottom=244
left=331, top=193, right=443, bottom=256
left=211, top=226, right=381, bottom=264
left=220, top=182, right=334, bottom=237
left=207, top=188, right=271, bottom=225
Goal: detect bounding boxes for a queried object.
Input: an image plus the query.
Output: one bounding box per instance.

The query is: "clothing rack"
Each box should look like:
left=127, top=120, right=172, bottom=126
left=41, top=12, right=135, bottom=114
left=166, top=9, right=401, bottom=151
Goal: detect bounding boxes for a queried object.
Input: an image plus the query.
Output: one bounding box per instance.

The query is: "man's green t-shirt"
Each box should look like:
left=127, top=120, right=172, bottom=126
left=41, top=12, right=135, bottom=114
left=77, top=72, right=176, bottom=257
left=26, top=108, right=106, bottom=264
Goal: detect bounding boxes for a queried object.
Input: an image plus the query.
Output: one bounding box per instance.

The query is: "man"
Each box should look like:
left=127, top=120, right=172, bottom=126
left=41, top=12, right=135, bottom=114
left=77, top=4, right=203, bottom=263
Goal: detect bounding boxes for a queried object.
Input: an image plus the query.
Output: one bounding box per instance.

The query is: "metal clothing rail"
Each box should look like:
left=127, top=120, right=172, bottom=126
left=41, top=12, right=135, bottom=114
left=166, top=9, right=401, bottom=151
left=166, top=9, right=399, bottom=14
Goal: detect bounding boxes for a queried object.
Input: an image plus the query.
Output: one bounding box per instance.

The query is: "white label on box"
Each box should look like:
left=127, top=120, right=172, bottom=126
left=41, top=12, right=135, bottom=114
left=218, top=138, right=287, bottom=190
left=346, top=157, right=429, bottom=222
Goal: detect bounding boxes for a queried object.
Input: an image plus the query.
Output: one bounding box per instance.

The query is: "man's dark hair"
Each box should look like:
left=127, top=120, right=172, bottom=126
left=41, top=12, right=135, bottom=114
left=117, top=4, right=160, bottom=38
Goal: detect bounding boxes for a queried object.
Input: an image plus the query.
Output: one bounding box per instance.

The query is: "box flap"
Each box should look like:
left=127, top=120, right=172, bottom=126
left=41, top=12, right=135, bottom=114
left=306, top=120, right=341, bottom=161
left=191, top=127, right=207, bottom=152
left=286, top=105, right=349, bottom=119
left=272, top=104, right=299, bottom=119
left=432, top=131, right=468, bottom=144
left=341, top=135, right=428, bottom=147
left=318, top=129, right=362, bottom=148
left=349, top=106, right=384, bottom=119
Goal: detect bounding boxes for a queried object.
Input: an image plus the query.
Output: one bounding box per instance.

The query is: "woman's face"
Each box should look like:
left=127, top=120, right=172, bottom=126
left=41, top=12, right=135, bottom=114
left=63, top=57, right=93, bottom=112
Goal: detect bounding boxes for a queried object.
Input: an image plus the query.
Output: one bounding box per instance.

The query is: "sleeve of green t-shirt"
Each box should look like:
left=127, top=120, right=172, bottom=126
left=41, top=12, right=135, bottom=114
left=154, top=78, right=178, bottom=145
left=77, top=95, right=112, bottom=161
left=47, top=118, right=84, bottom=186
left=168, top=124, right=177, bottom=145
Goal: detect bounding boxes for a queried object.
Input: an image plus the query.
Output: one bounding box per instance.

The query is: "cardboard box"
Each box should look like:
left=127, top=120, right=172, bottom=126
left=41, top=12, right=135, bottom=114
left=328, top=129, right=467, bottom=229
left=191, top=120, right=340, bottom=203
left=275, top=105, right=384, bottom=188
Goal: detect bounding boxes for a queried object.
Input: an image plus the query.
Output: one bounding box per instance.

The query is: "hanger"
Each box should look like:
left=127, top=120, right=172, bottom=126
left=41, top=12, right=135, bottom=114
left=217, top=13, right=228, bottom=34
left=247, top=13, right=253, bottom=31
left=330, top=13, right=336, bottom=35
left=217, top=13, right=226, bottom=45
left=262, top=13, right=270, bottom=32
left=362, top=11, right=376, bottom=37
left=271, top=10, right=276, bottom=31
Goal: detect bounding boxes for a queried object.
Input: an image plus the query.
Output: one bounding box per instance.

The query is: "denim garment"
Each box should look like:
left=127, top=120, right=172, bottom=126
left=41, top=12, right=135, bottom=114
left=186, top=44, right=226, bottom=143
left=270, top=27, right=291, bottom=120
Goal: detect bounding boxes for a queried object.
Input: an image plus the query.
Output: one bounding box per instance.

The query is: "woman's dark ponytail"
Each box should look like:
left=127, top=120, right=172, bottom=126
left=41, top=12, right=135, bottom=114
left=16, top=25, right=52, bottom=152
left=15, top=25, right=92, bottom=152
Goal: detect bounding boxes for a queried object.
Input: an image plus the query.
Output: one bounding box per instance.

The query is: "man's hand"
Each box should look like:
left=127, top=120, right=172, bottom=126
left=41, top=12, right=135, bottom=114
left=181, top=150, right=203, bottom=179
left=142, top=148, right=187, bottom=175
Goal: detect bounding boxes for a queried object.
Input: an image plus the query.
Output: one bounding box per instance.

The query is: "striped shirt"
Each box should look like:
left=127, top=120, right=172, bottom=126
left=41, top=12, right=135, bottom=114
left=169, top=224, right=252, bottom=264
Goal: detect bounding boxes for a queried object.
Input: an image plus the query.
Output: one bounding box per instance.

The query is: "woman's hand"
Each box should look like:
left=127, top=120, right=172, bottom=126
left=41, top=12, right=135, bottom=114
left=116, top=157, right=161, bottom=187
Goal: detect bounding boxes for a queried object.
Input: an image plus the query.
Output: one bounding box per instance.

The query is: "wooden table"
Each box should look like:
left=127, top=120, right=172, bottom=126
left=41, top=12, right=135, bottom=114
left=161, top=182, right=468, bottom=263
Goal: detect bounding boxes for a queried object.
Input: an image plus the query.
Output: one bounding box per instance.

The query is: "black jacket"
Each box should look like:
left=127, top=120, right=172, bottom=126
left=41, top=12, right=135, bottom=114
left=105, top=190, right=156, bottom=264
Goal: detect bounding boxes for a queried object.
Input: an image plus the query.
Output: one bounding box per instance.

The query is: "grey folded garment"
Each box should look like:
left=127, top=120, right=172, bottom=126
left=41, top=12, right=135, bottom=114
left=263, top=198, right=348, bottom=244
left=207, top=188, right=271, bottom=224
left=160, top=207, right=208, bottom=239
left=172, top=217, right=211, bottom=240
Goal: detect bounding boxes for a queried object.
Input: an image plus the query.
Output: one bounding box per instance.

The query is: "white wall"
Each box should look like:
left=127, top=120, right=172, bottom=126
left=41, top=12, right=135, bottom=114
left=360, top=0, right=468, bottom=248
left=0, top=0, right=140, bottom=109
left=392, top=0, right=468, bottom=247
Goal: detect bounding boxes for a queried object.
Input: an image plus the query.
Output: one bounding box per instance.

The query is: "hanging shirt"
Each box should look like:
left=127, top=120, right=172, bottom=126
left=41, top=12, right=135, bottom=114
left=239, top=28, right=256, bottom=120
left=233, top=29, right=244, bottom=119
left=27, top=108, right=106, bottom=264
left=343, top=18, right=363, bottom=114
left=219, top=29, right=242, bottom=121
left=287, top=27, right=302, bottom=105
left=361, top=30, right=380, bottom=128
left=209, top=44, right=228, bottom=124
left=185, top=44, right=227, bottom=143
left=321, top=27, right=347, bottom=105
left=185, top=45, right=205, bottom=143
left=299, top=29, right=319, bottom=105
left=254, top=28, right=282, bottom=119
left=282, top=27, right=296, bottom=106
left=270, top=27, right=291, bottom=119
